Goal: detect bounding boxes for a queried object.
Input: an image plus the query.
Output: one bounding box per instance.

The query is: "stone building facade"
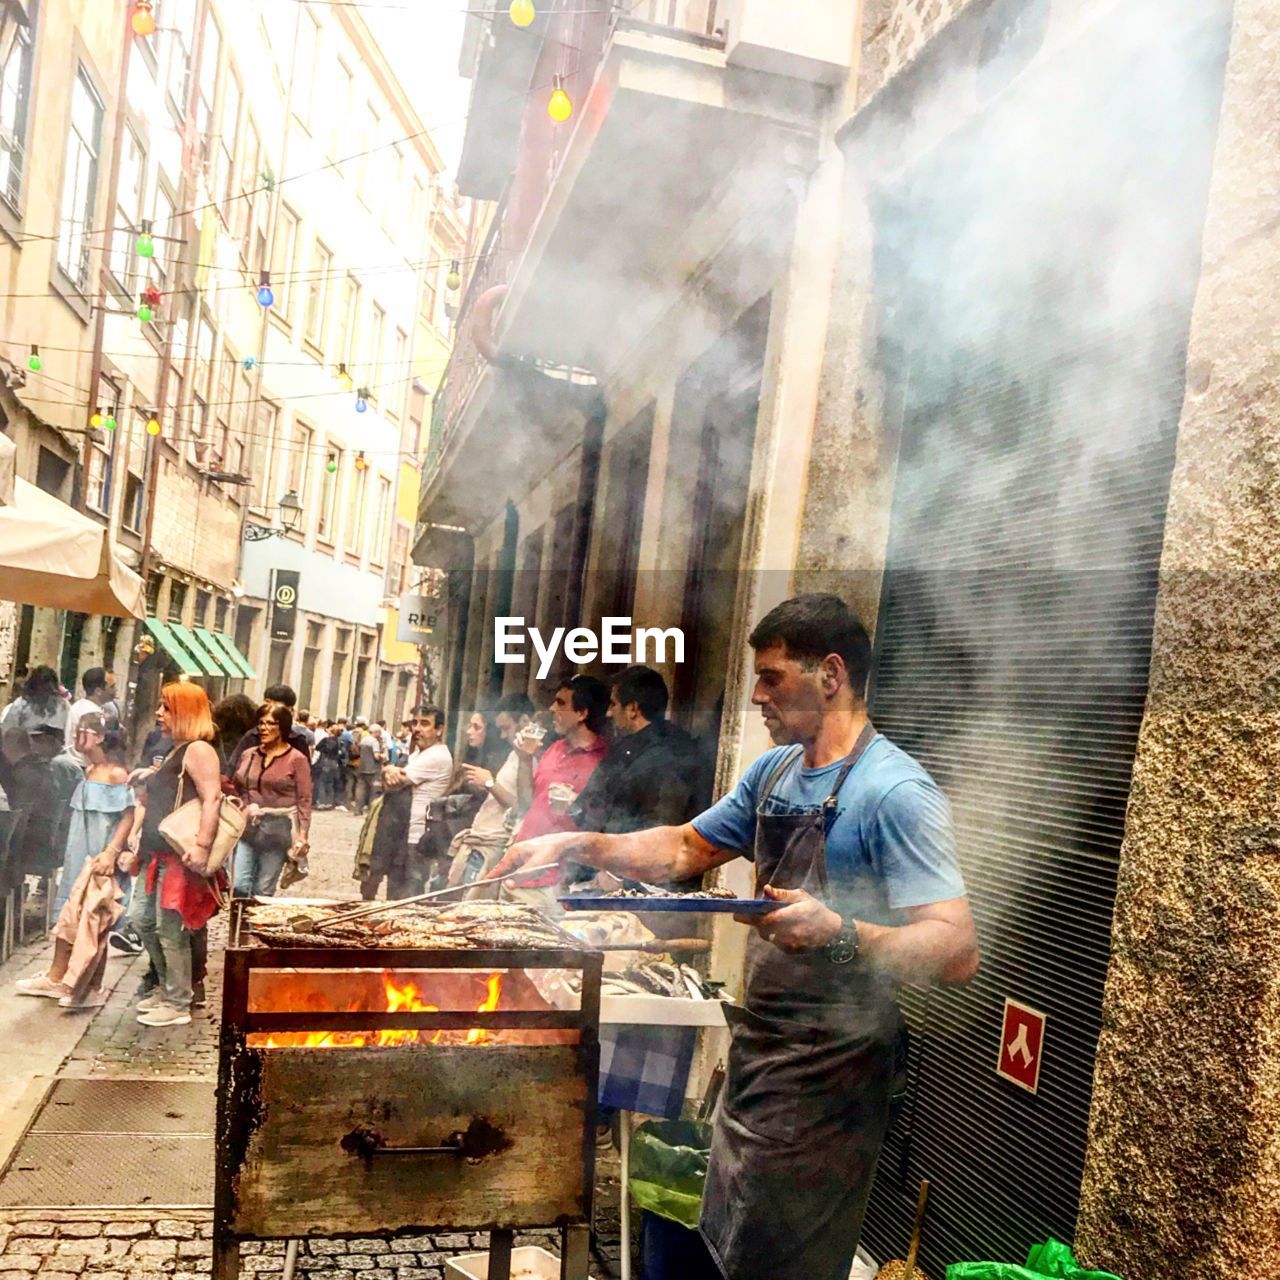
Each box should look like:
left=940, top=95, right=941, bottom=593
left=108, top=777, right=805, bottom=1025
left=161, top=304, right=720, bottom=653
left=421, top=0, right=1275, bottom=1275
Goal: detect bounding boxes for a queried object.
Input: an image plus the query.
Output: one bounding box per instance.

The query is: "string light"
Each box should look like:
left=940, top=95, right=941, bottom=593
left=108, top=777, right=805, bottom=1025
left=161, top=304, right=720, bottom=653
left=509, top=0, right=535, bottom=28
left=257, top=272, right=274, bottom=308
left=131, top=1, right=156, bottom=38
left=137, top=298, right=153, bottom=323
left=445, top=260, right=461, bottom=292
left=145, top=416, right=161, bottom=436
left=355, top=450, right=368, bottom=472
left=242, top=355, right=257, bottom=372
left=548, top=76, right=573, bottom=123
left=134, top=220, right=154, bottom=259
left=336, top=363, right=353, bottom=392
left=326, top=453, right=338, bottom=473
left=27, top=345, right=40, bottom=372
left=90, top=408, right=104, bottom=429
left=104, top=411, right=117, bottom=431
left=355, top=387, right=370, bottom=413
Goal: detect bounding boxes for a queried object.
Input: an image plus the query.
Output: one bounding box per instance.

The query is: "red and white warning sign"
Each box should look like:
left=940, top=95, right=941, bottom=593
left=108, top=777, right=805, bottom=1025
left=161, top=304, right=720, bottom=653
left=996, top=998, right=1047, bottom=1094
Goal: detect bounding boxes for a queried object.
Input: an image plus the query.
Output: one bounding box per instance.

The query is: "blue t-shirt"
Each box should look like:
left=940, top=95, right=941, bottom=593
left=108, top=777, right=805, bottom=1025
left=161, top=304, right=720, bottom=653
left=692, top=736, right=966, bottom=927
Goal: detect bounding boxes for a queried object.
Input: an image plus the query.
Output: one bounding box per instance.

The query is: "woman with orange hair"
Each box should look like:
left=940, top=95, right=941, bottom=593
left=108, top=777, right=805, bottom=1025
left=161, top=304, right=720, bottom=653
left=123, top=683, right=224, bottom=1028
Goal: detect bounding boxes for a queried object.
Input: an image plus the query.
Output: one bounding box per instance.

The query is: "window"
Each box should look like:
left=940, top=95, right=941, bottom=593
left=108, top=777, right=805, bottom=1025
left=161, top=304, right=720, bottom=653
left=168, top=580, right=188, bottom=624
left=345, top=461, right=368, bottom=552
left=195, top=16, right=220, bottom=148
left=165, top=0, right=196, bottom=117
left=189, top=393, right=208, bottom=466
left=318, top=447, right=341, bottom=542
left=195, top=590, right=211, bottom=627
left=195, top=315, right=215, bottom=397
left=215, top=598, right=229, bottom=631
left=357, top=103, right=379, bottom=206
left=110, top=128, right=145, bottom=290
left=367, top=303, right=384, bottom=403
left=333, top=275, right=358, bottom=368
left=85, top=377, right=119, bottom=516
left=151, top=184, right=175, bottom=287
left=249, top=400, right=277, bottom=508
left=303, top=239, right=331, bottom=350
left=388, top=328, right=408, bottom=420
left=384, top=146, right=404, bottom=238
left=273, top=205, right=299, bottom=319
left=217, top=70, right=241, bottom=222
left=293, top=8, right=318, bottom=131
left=56, top=68, right=104, bottom=290
left=372, top=476, right=392, bottom=565
left=284, top=418, right=313, bottom=510
left=329, top=61, right=354, bottom=162
left=0, top=5, right=35, bottom=210
left=122, top=422, right=145, bottom=532
left=239, top=121, right=261, bottom=261
left=422, top=259, right=439, bottom=333
left=385, top=524, right=409, bottom=596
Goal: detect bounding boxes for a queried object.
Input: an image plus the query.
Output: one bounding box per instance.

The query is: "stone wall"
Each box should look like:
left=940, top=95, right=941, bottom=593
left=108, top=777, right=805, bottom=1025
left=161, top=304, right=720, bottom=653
left=1074, top=1, right=1280, bottom=1274
left=858, top=0, right=980, bottom=105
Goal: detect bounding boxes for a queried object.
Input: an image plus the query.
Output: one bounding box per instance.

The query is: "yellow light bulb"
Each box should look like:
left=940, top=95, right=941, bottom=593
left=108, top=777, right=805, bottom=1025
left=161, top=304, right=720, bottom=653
left=90, top=409, right=103, bottom=429
left=146, top=417, right=161, bottom=436
left=548, top=84, right=573, bottom=123
left=509, top=0, right=535, bottom=27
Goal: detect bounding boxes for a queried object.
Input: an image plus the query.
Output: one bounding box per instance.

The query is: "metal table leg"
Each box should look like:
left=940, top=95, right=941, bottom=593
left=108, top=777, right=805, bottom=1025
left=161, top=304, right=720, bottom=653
left=560, top=1225, right=589, bottom=1280
left=489, top=1228, right=513, bottom=1280
left=619, top=1113, right=632, bottom=1280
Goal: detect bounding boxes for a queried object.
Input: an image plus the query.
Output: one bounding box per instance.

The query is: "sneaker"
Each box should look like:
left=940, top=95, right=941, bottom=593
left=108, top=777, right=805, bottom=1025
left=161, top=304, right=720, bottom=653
left=190, top=981, right=207, bottom=1008
left=59, top=991, right=107, bottom=1010
left=336, top=804, right=348, bottom=812
left=15, top=974, right=67, bottom=999
left=137, top=1003, right=192, bottom=1028
left=136, top=992, right=166, bottom=1013
left=108, top=929, right=144, bottom=956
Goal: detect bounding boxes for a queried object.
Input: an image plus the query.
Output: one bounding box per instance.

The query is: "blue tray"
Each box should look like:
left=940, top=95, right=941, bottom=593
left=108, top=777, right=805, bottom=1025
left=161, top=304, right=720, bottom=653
left=559, top=895, right=774, bottom=916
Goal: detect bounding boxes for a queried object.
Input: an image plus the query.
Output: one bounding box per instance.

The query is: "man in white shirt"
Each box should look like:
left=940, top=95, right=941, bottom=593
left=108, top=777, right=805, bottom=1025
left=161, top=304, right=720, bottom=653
left=405, top=707, right=453, bottom=859
left=65, top=668, right=115, bottom=767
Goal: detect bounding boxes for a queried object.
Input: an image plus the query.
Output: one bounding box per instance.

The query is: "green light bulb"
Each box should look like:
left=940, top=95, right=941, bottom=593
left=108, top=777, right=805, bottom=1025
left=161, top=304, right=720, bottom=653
left=138, top=303, right=153, bottom=323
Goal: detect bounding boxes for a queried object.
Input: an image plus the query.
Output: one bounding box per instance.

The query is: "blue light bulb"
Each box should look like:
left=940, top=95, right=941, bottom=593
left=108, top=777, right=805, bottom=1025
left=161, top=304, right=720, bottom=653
left=257, top=285, right=274, bottom=308
left=242, top=355, right=257, bottom=372
left=355, top=397, right=368, bottom=414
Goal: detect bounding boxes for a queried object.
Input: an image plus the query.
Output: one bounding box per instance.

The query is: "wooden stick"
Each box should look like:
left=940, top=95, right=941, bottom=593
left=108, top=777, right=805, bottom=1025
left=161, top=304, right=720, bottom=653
left=903, top=1178, right=930, bottom=1280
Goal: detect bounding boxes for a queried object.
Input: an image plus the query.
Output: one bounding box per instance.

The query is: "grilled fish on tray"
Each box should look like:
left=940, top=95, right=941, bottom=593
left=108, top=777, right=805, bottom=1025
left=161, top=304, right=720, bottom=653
left=242, top=900, right=577, bottom=950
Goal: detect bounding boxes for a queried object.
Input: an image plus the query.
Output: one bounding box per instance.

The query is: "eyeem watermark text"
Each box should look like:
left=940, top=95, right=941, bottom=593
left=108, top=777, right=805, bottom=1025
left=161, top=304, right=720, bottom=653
left=495, top=617, right=685, bottom=679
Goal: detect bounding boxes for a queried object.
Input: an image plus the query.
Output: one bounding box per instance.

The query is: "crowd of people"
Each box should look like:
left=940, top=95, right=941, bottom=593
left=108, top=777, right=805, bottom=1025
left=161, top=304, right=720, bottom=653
left=0, top=659, right=710, bottom=1030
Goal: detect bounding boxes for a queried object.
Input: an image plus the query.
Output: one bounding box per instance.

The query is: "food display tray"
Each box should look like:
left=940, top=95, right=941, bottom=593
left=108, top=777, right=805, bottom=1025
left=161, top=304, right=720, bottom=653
left=559, top=895, right=773, bottom=916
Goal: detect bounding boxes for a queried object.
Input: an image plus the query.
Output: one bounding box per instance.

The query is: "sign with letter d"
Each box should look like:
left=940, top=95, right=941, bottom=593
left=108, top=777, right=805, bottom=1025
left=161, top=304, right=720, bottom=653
left=271, top=569, right=300, bottom=641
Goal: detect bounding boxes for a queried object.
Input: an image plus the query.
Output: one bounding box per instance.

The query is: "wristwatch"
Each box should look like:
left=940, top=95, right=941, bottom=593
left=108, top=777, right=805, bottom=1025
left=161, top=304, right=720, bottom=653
left=824, top=917, right=860, bottom=965
left=483, top=778, right=495, bottom=791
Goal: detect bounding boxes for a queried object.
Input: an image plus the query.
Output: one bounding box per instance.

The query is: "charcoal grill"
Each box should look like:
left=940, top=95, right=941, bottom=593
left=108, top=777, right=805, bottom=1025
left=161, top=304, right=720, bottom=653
left=214, top=900, right=602, bottom=1280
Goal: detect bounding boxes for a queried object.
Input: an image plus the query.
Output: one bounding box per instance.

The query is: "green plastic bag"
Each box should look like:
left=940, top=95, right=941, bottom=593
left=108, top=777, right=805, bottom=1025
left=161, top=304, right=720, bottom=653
left=627, top=1119, right=712, bottom=1231
left=946, top=1237, right=1123, bottom=1280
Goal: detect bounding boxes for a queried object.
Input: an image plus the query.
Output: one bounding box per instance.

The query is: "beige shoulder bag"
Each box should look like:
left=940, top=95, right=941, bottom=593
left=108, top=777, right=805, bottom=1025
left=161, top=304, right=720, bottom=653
left=157, top=749, right=246, bottom=877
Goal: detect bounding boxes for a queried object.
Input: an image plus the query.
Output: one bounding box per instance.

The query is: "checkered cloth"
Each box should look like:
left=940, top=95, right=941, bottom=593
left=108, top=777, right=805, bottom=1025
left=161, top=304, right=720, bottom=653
left=599, top=1024, right=698, bottom=1119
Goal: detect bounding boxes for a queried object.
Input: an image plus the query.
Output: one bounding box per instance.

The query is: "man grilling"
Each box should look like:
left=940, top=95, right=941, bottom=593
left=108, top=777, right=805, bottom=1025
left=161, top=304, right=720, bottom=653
left=495, top=595, right=979, bottom=1280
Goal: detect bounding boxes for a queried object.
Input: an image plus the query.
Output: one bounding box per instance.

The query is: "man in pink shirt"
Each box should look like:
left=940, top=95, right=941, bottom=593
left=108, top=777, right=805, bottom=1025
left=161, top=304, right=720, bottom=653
left=511, top=676, right=610, bottom=892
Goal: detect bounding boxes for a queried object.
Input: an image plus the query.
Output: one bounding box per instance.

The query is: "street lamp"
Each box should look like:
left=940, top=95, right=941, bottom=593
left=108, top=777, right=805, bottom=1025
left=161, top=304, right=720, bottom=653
left=243, top=490, right=304, bottom=541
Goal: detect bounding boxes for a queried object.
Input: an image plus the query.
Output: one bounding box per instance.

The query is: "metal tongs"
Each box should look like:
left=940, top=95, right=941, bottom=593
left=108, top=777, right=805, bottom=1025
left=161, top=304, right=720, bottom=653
left=287, top=864, right=551, bottom=934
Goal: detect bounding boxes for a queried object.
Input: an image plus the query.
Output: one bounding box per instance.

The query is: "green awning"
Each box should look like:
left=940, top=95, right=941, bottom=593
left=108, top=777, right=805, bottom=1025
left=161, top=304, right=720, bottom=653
left=189, top=626, right=237, bottom=678
left=204, top=628, right=257, bottom=680
left=167, top=622, right=223, bottom=677
left=145, top=618, right=208, bottom=677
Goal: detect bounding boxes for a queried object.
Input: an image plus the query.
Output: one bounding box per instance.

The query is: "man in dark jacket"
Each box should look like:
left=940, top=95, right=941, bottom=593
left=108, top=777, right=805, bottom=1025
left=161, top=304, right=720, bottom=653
left=570, top=666, right=705, bottom=841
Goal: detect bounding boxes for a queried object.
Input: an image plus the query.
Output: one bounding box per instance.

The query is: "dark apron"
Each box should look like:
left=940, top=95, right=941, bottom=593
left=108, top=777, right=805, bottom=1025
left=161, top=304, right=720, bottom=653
left=700, top=723, right=904, bottom=1280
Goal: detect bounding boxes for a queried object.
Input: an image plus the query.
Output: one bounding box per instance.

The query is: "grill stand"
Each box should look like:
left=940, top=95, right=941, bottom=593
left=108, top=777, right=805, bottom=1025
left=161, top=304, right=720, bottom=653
left=213, top=910, right=602, bottom=1280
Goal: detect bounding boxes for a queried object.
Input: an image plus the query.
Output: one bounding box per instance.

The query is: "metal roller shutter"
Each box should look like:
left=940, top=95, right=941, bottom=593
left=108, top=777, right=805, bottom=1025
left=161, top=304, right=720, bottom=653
left=858, top=2, right=1231, bottom=1271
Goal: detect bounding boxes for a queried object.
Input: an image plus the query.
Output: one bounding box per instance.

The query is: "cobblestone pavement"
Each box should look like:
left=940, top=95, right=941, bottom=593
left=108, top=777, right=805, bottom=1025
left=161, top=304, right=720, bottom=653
left=2, top=808, right=629, bottom=1280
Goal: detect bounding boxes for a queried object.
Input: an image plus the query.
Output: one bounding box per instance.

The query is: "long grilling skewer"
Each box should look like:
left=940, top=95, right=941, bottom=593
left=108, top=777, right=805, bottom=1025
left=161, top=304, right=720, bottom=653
left=288, top=864, right=554, bottom=933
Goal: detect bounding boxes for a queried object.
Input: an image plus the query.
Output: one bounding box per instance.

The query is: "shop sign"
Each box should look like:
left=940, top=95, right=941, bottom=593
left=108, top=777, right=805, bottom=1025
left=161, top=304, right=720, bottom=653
left=271, top=569, right=300, bottom=641
left=397, top=592, right=447, bottom=646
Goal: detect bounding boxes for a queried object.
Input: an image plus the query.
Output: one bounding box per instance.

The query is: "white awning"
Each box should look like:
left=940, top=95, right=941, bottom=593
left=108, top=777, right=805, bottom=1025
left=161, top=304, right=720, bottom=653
left=0, top=476, right=146, bottom=619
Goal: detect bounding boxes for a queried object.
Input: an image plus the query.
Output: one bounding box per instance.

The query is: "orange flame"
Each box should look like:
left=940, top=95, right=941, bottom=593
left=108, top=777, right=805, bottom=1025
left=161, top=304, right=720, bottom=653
left=255, top=972, right=503, bottom=1049
left=465, top=973, right=504, bottom=1045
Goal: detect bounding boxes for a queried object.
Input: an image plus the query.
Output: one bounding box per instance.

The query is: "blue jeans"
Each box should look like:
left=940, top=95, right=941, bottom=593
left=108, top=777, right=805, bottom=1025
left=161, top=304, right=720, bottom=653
left=232, top=838, right=288, bottom=898
left=129, top=857, right=193, bottom=1007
